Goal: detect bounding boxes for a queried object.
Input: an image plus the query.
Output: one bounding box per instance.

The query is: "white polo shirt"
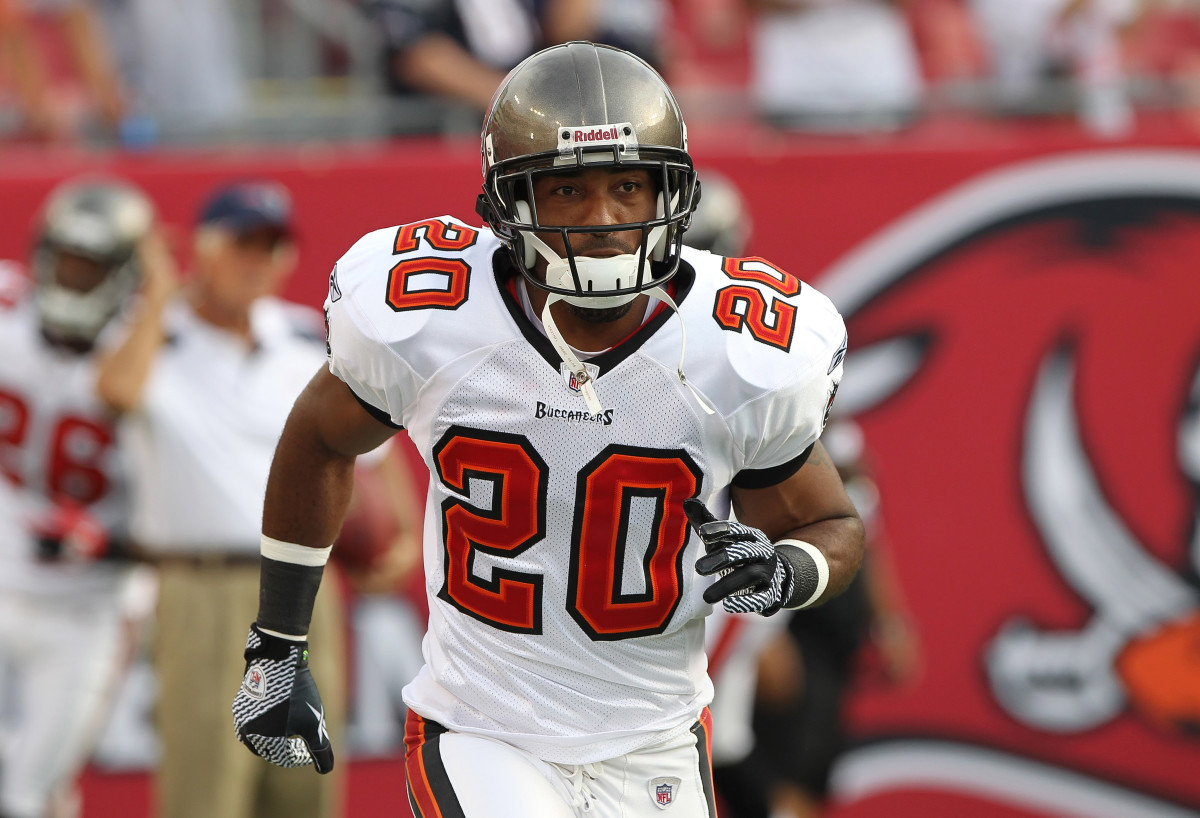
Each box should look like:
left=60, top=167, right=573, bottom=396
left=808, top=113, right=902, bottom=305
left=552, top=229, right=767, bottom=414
left=121, top=295, right=327, bottom=554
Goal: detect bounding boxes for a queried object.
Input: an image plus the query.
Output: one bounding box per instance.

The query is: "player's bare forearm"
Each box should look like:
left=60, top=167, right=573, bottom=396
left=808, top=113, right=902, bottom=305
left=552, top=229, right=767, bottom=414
left=60, top=3, right=126, bottom=125
left=543, top=0, right=594, bottom=43
left=262, top=367, right=398, bottom=548
left=731, top=441, right=865, bottom=604
left=395, top=34, right=507, bottom=110
left=262, top=415, right=356, bottom=548
left=0, top=16, right=59, bottom=136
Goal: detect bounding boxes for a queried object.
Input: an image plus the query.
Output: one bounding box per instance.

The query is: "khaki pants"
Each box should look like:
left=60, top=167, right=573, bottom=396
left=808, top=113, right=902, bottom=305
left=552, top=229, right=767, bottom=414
left=153, top=561, right=345, bottom=818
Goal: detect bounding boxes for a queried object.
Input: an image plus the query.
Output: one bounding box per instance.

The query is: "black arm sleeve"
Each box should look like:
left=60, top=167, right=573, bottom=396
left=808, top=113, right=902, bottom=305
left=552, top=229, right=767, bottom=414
left=257, top=557, right=325, bottom=636
left=777, top=542, right=821, bottom=609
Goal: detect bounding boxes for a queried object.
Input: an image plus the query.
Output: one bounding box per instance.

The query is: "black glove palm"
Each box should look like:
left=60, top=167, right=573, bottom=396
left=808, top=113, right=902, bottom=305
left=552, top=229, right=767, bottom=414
left=232, top=624, right=334, bottom=774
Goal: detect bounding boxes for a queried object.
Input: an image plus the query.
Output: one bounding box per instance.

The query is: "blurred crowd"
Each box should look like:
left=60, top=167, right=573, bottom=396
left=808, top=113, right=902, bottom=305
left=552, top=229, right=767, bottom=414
left=3, top=0, right=1200, bottom=147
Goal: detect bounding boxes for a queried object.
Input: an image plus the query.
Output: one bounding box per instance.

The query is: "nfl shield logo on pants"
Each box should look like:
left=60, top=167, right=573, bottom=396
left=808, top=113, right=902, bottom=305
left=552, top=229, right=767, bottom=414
left=649, top=777, right=681, bottom=809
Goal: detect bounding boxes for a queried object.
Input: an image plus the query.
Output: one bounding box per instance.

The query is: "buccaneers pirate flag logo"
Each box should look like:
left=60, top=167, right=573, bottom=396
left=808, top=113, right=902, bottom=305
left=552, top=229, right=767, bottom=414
left=817, top=151, right=1200, bottom=817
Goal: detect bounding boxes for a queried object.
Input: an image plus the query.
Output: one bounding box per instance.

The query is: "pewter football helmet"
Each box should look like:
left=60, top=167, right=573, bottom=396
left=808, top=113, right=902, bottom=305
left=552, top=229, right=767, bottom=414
left=476, top=41, right=699, bottom=307
left=32, top=178, right=153, bottom=344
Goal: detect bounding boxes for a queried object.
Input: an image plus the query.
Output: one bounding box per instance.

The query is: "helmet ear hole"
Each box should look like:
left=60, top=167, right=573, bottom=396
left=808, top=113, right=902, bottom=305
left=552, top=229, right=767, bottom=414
left=515, top=200, right=537, bottom=268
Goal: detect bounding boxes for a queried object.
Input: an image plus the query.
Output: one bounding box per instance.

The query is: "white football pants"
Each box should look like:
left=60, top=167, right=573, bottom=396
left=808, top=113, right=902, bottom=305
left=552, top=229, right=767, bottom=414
left=404, top=709, right=716, bottom=817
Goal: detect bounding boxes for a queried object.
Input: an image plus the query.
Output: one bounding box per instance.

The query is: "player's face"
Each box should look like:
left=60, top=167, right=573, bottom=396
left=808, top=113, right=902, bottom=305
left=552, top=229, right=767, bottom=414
left=529, top=166, right=658, bottom=272
left=53, top=252, right=111, bottom=293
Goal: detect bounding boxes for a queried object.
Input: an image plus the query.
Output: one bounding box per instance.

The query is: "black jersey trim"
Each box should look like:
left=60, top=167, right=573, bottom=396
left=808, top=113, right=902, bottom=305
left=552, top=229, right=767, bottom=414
left=731, top=443, right=814, bottom=490
left=349, top=387, right=404, bottom=430
left=492, top=252, right=697, bottom=377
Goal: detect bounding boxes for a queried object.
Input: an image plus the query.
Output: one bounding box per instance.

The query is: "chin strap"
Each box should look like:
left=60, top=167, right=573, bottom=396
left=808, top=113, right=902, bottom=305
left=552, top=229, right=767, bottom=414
left=519, top=195, right=712, bottom=417
left=540, top=286, right=715, bottom=418
left=541, top=291, right=605, bottom=415
left=649, top=286, right=716, bottom=416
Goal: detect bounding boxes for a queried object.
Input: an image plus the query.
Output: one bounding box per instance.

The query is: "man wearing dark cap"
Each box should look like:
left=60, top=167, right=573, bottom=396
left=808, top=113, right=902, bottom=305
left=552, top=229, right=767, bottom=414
left=96, top=180, right=347, bottom=818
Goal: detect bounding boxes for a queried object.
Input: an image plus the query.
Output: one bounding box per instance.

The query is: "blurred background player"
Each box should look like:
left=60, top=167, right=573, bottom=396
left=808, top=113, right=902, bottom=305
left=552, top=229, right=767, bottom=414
left=0, top=177, right=156, bottom=818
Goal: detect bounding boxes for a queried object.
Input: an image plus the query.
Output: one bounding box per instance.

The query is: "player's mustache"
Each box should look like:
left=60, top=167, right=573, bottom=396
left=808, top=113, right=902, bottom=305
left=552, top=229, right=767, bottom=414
left=567, top=234, right=641, bottom=256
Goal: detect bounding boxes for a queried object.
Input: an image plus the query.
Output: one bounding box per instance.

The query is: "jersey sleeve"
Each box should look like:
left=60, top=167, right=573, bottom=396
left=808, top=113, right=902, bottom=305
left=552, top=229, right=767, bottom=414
left=730, top=292, right=847, bottom=489
left=323, top=233, right=421, bottom=430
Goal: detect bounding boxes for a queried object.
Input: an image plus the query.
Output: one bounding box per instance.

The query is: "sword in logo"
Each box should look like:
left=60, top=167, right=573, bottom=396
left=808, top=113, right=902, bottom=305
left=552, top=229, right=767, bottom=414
left=985, top=345, right=1199, bottom=731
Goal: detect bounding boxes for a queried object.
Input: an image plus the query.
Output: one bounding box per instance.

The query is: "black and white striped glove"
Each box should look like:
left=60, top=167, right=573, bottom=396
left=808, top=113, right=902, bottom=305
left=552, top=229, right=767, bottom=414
left=232, top=624, right=334, bottom=774
left=685, top=498, right=796, bottom=616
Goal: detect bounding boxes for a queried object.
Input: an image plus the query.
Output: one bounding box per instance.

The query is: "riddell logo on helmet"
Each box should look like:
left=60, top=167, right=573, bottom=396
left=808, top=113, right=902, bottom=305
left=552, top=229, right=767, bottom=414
left=556, top=122, right=637, bottom=157
left=574, top=126, right=622, bottom=143
left=558, top=123, right=635, bottom=152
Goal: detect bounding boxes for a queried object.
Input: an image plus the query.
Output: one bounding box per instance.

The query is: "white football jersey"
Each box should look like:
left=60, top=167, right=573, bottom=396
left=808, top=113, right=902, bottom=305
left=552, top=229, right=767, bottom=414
left=325, top=217, right=846, bottom=764
left=0, top=262, right=131, bottom=596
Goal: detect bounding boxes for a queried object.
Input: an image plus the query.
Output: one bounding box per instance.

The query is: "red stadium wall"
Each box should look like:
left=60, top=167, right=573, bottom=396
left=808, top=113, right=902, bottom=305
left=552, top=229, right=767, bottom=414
left=5, top=116, right=1199, bottom=817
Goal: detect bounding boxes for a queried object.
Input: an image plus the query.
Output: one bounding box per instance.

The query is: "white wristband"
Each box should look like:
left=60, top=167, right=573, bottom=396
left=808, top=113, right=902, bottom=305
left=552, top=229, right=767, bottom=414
left=260, top=534, right=333, bottom=567
left=776, top=538, right=829, bottom=609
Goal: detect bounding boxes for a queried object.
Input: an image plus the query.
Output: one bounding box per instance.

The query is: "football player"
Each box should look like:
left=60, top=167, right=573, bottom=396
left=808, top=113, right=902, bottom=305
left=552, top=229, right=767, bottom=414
left=0, top=178, right=160, bottom=818
left=233, top=42, right=864, bottom=817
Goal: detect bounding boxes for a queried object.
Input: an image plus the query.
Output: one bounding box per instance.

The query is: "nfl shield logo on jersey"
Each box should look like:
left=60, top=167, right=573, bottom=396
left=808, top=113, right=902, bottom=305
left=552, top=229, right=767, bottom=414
left=649, top=777, right=681, bottom=809
left=561, top=361, right=600, bottom=394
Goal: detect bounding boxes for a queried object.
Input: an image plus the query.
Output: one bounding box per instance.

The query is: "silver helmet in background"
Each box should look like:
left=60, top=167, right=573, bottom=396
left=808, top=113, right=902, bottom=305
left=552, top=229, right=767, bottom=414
left=32, top=178, right=154, bottom=345
left=476, top=41, right=699, bottom=308
left=684, top=169, right=752, bottom=258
